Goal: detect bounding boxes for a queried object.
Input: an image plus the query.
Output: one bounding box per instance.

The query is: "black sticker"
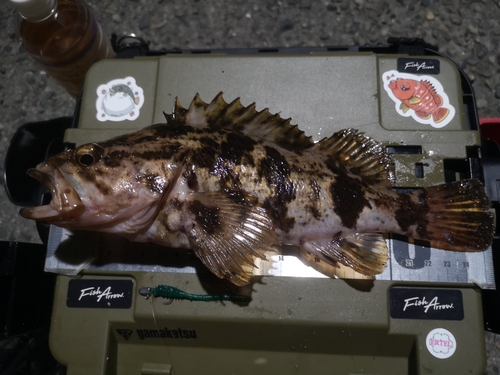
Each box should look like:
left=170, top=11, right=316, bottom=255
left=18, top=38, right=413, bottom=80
left=397, top=58, right=440, bottom=74
left=67, top=279, right=133, bottom=309
left=390, top=288, right=463, bottom=320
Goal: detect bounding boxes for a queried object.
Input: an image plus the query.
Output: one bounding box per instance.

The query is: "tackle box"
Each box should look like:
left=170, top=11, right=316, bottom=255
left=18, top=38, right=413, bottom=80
left=4, top=39, right=500, bottom=375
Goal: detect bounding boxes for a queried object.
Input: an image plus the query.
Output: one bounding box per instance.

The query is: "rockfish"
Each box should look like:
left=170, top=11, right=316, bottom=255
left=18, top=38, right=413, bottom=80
left=21, top=93, right=494, bottom=285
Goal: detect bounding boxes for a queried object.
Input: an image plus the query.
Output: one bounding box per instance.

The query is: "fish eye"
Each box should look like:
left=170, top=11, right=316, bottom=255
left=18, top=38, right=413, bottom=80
left=400, top=83, right=409, bottom=91
left=79, top=153, right=94, bottom=166
left=74, top=144, right=103, bottom=168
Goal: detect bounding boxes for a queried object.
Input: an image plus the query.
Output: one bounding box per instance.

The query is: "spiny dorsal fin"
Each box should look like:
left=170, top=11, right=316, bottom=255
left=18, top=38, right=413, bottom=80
left=420, top=80, right=438, bottom=96
left=316, top=129, right=395, bottom=186
left=165, top=92, right=314, bottom=151
left=420, top=80, right=446, bottom=105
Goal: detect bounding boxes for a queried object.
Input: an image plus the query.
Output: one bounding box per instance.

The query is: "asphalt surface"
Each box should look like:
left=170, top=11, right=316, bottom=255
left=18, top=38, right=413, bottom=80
left=1, top=0, right=499, bottom=373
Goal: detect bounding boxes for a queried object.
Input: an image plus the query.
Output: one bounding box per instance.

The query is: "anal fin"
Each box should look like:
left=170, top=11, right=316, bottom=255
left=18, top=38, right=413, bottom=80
left=415, top=110, right=431, bottom=120
left=298, top=248, right=374, bottom=280
left=300, top=233, right=389, bottom=278
left=186, top=191, right=279, bottom=286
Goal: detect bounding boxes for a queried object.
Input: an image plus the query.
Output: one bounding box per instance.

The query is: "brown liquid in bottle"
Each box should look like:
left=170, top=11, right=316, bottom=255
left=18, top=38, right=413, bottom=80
left=19, top=0, right=114, bottom=98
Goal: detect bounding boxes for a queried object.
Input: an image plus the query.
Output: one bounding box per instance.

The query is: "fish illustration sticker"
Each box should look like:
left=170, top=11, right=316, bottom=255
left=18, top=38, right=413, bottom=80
left=96, top=77, right=144, bottom=122
left=383, top=70, right=455, bottom=128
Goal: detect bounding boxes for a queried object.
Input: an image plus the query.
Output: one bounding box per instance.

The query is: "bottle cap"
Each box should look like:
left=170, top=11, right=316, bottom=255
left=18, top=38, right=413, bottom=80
left=9, top=0, right=56, bottom=22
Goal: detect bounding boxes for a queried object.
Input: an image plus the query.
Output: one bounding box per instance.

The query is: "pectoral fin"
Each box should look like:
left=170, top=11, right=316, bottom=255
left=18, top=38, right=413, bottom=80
left=408, top=96, right=421, bottom=105
left=300, top=233, right=389, bottom=277
left=186, top=191, right=279, bottom=286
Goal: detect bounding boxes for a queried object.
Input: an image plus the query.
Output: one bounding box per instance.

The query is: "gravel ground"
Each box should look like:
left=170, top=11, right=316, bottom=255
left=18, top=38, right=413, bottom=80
left=1, top=0, right=500, bottom=373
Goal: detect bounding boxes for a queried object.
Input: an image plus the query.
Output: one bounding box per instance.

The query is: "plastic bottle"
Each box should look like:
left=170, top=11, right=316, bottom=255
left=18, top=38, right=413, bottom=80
left=9, top=0, right=115, bottom=98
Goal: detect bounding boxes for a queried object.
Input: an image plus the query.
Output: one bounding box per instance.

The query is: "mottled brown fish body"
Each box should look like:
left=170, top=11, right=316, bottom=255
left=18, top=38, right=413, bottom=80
left=21, top=93, right=494, bottom=285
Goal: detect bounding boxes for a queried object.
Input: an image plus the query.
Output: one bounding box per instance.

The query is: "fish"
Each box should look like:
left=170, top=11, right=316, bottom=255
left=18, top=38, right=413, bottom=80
left=21, top=92, right=494, bottom=286
left=388, top=78, right=450, bottom=123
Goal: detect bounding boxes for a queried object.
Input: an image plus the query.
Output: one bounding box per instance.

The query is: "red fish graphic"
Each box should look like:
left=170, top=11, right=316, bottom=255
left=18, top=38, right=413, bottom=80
left=388, top=78, right=450, bottom=124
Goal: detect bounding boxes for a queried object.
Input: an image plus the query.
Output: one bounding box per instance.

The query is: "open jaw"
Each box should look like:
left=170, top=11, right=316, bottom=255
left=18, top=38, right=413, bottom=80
left=20, top=168, right=85, bottom=223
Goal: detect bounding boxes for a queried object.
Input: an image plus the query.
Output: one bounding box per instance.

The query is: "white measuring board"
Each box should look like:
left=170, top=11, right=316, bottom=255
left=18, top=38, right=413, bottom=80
left=45, top=227, right=495, bottom=289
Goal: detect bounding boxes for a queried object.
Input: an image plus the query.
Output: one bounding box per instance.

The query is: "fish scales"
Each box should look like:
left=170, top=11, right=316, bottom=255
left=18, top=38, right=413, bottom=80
left=99, top=127, right=394, bottom=239
left=21, top=93, right=494, bottom=286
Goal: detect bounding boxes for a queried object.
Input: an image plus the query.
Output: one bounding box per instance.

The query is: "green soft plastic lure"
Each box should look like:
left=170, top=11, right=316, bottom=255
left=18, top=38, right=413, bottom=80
left=139, top=285, right=251, bottom=303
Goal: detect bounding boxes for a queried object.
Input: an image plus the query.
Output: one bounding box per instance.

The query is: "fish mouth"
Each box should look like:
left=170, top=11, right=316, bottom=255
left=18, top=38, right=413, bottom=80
left=20, top=167, right=85, bottom=223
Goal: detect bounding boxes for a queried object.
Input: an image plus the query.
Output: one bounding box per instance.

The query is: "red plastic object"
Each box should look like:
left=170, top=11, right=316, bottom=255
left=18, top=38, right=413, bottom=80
left=480, top=118, right=500, bottom=144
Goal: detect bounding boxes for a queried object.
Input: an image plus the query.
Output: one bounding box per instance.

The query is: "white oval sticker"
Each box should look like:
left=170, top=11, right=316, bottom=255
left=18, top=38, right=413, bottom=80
left=426, top=328, right=457, bottom=359
left=96, top=77, right=144, bottom=122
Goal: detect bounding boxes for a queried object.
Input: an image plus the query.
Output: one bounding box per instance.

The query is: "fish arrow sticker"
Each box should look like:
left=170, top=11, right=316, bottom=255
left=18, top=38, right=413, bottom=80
left=383, top=70, right=455, bottom=128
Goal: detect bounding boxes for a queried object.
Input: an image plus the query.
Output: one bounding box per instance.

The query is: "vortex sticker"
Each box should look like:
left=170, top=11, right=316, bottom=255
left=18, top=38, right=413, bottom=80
left=96, top=77, right=144, bottom=122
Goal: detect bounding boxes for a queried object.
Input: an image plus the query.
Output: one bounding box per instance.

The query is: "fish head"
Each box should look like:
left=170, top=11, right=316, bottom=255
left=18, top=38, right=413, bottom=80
left=388, top=78, right=416, bottom=100
left=21, top=139, right=179, bottom=232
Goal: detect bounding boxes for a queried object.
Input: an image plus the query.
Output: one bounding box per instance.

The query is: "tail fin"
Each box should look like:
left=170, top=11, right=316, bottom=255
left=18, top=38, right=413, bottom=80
left=432, top=107, right=450, bottom=123
left=420, top=179, right=494, bottom=251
